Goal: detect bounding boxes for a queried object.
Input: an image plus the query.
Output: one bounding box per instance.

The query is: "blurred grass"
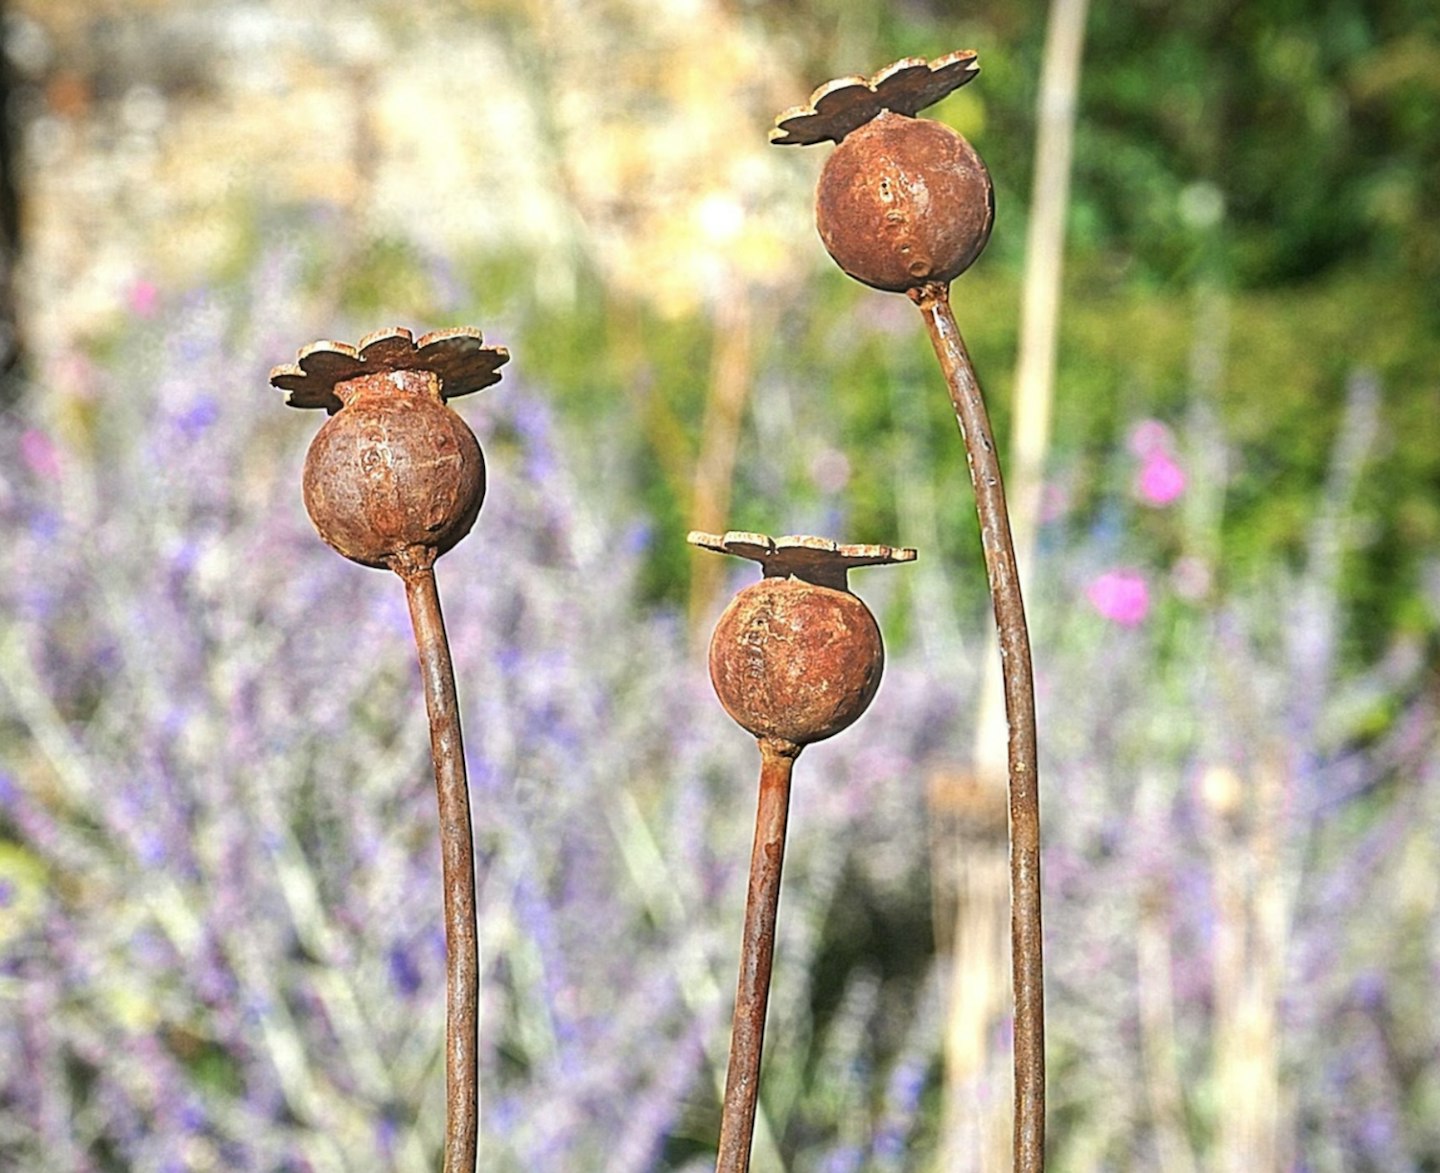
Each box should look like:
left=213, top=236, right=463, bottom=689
left=397, top=238, right=1440, bottom=665
left=14, top=0, right=1438, bottom=662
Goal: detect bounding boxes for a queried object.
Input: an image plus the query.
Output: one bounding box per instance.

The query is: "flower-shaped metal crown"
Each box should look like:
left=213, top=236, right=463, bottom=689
left=269, top=326, right=510, bottom=413
left=689, top=530, right=916, bottom=590
left=770, top=50, right=980, bottom=146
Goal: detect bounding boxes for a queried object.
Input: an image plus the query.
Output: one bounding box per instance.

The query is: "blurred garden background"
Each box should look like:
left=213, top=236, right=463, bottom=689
left=0, top=0, right=1437, bottom=1169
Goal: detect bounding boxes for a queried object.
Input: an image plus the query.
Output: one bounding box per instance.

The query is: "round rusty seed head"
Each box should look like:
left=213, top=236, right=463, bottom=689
left=771, top=51, right=992, bottom=294
left=816, top=110, right=993, bottom=293
left=690, top=532, right=916, bottom=747
left=709, top=577, right=883, bottom=746
left=301, top=369, right=485, bottom=570
left=270, top=327, right=508, bottom=572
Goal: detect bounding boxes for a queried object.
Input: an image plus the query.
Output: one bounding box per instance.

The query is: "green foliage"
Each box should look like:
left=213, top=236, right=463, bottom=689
left=497, top=0, right=1440, bottom=659
left=205, top=0, right=1436, bottom=660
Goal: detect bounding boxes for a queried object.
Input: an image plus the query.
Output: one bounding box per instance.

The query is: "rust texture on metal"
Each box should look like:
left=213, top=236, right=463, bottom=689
left=773, top=52, right=1048, bottom=1172
left=402, top=564, right=480, bottom=1173
left=816, top=110, right=994, bottom=293
left=271, top=326, right=503, bottom=1172
left=694, top=532, right=913, bottom=1173
left=275, top=326, right=507, bottom=572
left=770, top=50, right=981, bottom=146
left=714, top=737, right=796, bottom=1173
left=912, top=283, right=1046, bottom=1171
left=271, top=325, right=509, bottom=412
left=691, top=531, right=914, bottom=746
left=689, top=530, right=915, bottom=587
left=709, top=576, right=883, bottom=746
left=299, top=367, right=486, bottom=570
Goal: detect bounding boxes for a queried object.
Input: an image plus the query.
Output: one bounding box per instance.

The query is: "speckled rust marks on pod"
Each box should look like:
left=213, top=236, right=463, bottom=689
left=301, top=368, right=485, bottom=570
left=709, top=576, right=884, bottom=747
left=691, top=530, right=914, bottom=1173
left=816, top=110, right=993, bottom=293
left=690, top=531, right=915, bottom=749
left=270, top=325, right=507, bottom=1173
left=270, top=325, right=508, bottom=573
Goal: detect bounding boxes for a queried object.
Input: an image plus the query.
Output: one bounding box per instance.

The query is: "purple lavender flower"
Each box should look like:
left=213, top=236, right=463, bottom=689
left=0, top=243, right=1431, bottom=1170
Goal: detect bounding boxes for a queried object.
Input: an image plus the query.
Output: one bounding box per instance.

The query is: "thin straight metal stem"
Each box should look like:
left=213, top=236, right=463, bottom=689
left=401, top=564, right=480, bottom=1173
left=715, top=737, right=799, bottom=1173
left=912, top=281, right=1046, bottom=1172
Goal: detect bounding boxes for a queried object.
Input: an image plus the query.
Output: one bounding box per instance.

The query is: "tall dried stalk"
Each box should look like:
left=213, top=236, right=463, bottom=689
left=944, top=0, right=1089, bottom=1166
left=688, top=291, right=756, bottom=633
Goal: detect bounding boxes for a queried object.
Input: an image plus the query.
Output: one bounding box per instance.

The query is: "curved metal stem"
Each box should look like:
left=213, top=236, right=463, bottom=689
left=715, top=737, right=799, bottom=1173
left=912, top=281, right=1046, bottom=1172
left=401, top=564, right=479, bottom=1173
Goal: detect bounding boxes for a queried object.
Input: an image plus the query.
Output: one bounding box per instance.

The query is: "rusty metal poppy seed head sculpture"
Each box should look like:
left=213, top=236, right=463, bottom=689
left=272, top=325, right=508, bottom=573
left=772, top=50, right=993, bottom=294
left=696, top=531, right=913, bottom=748
left=271, top=324, right=508, bottom=1173
left=773, top=52, right=1047, bottom=1173
left=692, top=531, right=914, bottom=1173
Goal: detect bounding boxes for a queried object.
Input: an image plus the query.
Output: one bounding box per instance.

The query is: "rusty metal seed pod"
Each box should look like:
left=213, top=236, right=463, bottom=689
left=709, top=574, right=884, bottom=747
left=816, top=110, right=994, bottom=293
left=301, top=366, right=485, bottom=570
left=772, top=49, right=992, bottom=294
left=274, top=326, right=505, bottom=572
left=691, top=531, right=915, bottom=1173
left=774, top=51, right=1048, bottom=1173
left=271, top=325, right=508, bottom=1173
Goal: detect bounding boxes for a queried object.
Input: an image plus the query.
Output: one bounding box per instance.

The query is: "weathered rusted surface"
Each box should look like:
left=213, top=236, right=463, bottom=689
left=402, top=564, right=480, bottom=1173
left=708, top=577, right=884, bottom=746
left=694, top=531, right=913, bottom=1173
left=271, top=325, right=509, bottom=412
left=912, top=282, right=1046, bottom=1173
left=694, top=530, right=915, bottom=748
left=274, top=325, right=507, bottom=573
left=770, top=50, right=980, bottom=146
left=816, top=110, right=994, bottom=293
left=714, top=737, right=796, bottom=1173
left=271, top=326, right=503, bottom=1173
left=773, top=53, right=1048, bottom=1172
left=689, top=530, right=915, bottom=587
left=301, top=368, right=486, bottom=570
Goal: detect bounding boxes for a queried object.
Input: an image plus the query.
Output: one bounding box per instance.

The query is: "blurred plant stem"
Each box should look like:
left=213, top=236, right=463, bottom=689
left=1205, top=754, right=1287, bottom=1173
left=607, top=791, right=787, bottom=1169
left=1179, top=283, right=1231, bottom=579
left=913, top=283, right=1045, bottom=1173
left=1136, top=877, right=1200, bottom=1173
left=928, top=770, right=1010, bottom=1168
left=946, top=0, right=1089, bottom=1166
left=688, top=288, right=756, bottom=636
left=0, top=0, right=23, bottom=396
left=604, top=292, right=696, bottom=506
left=598, top=281, right=759, bottom=637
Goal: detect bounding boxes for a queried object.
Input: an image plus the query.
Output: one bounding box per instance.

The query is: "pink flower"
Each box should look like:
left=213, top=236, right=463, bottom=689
left=809, top=446, right=851, bottom=493
left=1136, top=449, right=1186, bottom=506
left=1086, top=569, right=1150, bottom=627
left=127, top=279, right=159, bottom=319
left=1127, top=419, right=1171, bottom=458
left=19, top=429, right=61, bottom=479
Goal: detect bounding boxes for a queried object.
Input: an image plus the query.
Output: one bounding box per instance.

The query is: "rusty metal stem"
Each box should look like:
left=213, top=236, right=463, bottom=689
left=401, top=563, right=480, bottom=1173
left=715, top=737, right=799, bottom=1173
left=912, top=282, right=1046, bottom=1171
